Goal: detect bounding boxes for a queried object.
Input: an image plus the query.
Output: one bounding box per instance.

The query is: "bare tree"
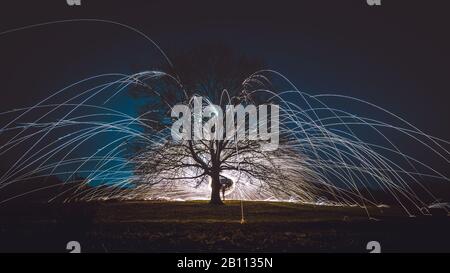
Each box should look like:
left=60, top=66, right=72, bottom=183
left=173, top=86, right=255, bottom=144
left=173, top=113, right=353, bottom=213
left=130, top=44, right=284, bottom=204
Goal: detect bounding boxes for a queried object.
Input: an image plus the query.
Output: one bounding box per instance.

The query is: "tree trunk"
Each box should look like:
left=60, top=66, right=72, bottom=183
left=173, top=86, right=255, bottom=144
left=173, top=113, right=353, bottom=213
left=209, top=172, right=223, bottom=205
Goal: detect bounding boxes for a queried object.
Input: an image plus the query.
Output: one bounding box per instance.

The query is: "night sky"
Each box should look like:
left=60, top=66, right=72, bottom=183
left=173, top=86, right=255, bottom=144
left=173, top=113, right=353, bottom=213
left=0, top=0, right=449, bottom=179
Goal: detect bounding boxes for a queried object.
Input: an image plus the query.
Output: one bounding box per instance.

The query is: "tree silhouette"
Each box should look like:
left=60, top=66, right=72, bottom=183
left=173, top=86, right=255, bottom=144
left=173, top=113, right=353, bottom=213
left=130, top=44, right=285, bottom=204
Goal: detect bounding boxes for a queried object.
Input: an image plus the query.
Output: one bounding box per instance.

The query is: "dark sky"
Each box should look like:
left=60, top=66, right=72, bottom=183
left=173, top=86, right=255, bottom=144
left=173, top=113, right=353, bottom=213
left=1, top=0, right=449, bottom=130
left=0, top=0, right=449, bottom=177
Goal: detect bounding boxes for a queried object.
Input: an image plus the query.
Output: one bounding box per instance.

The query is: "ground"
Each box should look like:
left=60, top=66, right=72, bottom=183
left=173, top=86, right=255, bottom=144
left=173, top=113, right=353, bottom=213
left=0, top=200, right=449, bottom=252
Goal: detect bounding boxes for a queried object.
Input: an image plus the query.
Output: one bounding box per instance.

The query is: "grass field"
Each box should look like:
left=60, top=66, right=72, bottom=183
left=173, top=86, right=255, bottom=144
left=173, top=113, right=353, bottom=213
left=0, top=200, right=449, bottom=252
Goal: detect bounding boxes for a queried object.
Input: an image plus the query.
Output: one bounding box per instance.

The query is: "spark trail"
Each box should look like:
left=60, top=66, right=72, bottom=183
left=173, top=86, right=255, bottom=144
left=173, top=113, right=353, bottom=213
left=0, top=20, right=448, bottom=217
